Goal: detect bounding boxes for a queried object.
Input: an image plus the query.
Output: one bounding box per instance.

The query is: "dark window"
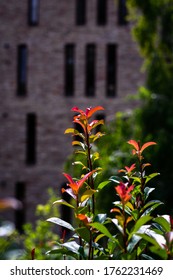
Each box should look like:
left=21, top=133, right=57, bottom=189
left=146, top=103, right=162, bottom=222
left=118, top=0, right=128, bottom=25
left=85, top=44, right=96, bottom=97
left=26, top=113, right=36, bottom=165
left=28, top=0, right=39, bottom=26
left=97, top=0, right=107, bottom=25
left=64, top=44, right=75, bottom=96
left=17, top=44, right=27, bottom=96
left=76, top=0, right=86, bottom=25
left=15, top=182, right=26, bottom=233
left=106, top=44, right=117, bottom=97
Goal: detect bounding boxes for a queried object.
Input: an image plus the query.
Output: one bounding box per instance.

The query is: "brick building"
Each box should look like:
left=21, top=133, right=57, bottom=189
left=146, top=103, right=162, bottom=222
left=0, top=0, right=145, bottom=228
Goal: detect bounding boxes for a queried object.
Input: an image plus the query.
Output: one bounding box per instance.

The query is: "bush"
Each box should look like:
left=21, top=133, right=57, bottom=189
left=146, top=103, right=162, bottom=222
left=47, top=106, right=173, bottom=260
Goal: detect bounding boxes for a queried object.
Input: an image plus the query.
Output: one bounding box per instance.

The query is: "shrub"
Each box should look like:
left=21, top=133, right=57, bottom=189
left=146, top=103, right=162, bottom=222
left=47, top=106, right=173, bottom=260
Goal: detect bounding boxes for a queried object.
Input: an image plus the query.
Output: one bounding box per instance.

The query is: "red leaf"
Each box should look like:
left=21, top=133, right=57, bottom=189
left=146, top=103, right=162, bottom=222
left=86, top=106, right=104, bottom=118
left=127, top=140, right=139, bottom=151
left=140, top=142, right=157, bottom=153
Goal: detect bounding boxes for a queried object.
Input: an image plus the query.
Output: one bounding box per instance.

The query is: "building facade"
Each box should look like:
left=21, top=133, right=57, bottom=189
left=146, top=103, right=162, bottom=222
left=0, top=0, right=145, bottom=227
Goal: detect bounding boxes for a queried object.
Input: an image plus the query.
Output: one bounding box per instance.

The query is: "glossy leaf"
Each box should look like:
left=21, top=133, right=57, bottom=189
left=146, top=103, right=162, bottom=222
left=53, top=199, right=75, bottom=209
left=80, top=189, right=96, bottom=203
left=93, top=214, right=107, bottom=224
left=145, top=173, right=160, bottom=183
left=128, top=215, right=152, bottom=240
left=141, top=200, right=163, bottom=216
left=72, top=141, right=85, bottom=150
left=97, top=180, right=110, bottom=190
left=90, top=222, right=115, bottom=241
left=87, top=106, right=104, bottom=118
left=154, top=216, right=171, bottom=232
left=127, top=140, right=139, bottom=150
left=111, top=218, right=123, bottom=234
left=75, top=227, right=90, bottom=243
left=61, top=241, right=80, bottom=255
left=140, top=142, right=157, bottom=153
left=47, top=217, right=75, bottom=231
left=144, top=187, right=155, bottom=200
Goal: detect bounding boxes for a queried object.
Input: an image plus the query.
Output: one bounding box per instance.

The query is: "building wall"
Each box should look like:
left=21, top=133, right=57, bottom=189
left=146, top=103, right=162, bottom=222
left=0, top=0, right=145, bottom=224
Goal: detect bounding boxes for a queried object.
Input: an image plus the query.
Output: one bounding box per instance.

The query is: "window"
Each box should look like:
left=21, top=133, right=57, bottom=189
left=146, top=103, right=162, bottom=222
left=85, top=44, right=96, bottom=97
left=15, top=182, right=26, bottom=233
left=64, top=44, right=75, bottom=96
left=97, top=0, right=107, bottom=25
left=17, top=44, right=27, bottom=96
left=118, top=0, right=128, bottom=25
left=26, top=113, right=36, bottom=165
left=28, top=0, right=39, bottom=26
left=76, top=0, right=86, bottom=25
left=106, top=44, right=117, bottom=97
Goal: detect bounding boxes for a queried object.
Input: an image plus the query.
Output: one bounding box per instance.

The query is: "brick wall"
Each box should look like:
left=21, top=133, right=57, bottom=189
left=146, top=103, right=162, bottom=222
left=0, top=0, right=145, bottom=224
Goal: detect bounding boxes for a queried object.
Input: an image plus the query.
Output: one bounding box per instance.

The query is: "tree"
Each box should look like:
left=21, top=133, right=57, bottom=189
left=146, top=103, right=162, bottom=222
left=126, top=0, right=173, bottom=213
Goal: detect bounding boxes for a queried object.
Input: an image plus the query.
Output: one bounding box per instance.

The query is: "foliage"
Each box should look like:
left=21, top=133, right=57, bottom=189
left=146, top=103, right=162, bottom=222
left=127, top=0, right=173, bottom=214
left=47, top=106, right=173, bottom=260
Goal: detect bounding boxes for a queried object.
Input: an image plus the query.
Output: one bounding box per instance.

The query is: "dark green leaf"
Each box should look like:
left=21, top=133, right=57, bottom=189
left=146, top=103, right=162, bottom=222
left=128, top=215, right=152, bottom=240
left=75, top=227, right=90, bottom=243
left=94, top=214, right=107, bottom=224
left=154, top=216, right=171, bottom=232
left=144, top=187, right=155, bottom=200
left=90, top=222, right=114, bottom=241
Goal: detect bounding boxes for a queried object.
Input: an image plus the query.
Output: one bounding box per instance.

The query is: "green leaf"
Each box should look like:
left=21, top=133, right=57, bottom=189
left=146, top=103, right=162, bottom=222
left=72, top=161, right=86, bottom=169
left=154, top=216, right=171, bottom=232
left=145, top=173, right=160, bottom=183
left=53, top=199, right=75, bottom=209
left=93, top=214, right=107, bottom=224
left=131, top=209, right=139, bottom=220
left=46, top=248, right=78, bottom=259
left=111, top=218, right=123, bottom=234
left=141, top=200, right=163, bottom=216
left=47, top=217, right=75, bottom=231
left=72, top=141, right=85, bottom=150
left=64, top=128, right=81, bottom=135
left=144, top=187, right=155, bottom=200
left=128, top=215, right=152, bottom=240
left=90, top=222, right=115, bottom=241
left=97, top=180, right=111, bottom=190
left=61, top=241, right=80, bottom=255
left=80, top=189, right=96, bottom=202
left=75, top=227, right=90, bottom=243
left=127, top=225, right=150, bottom=253
left=149, top=246, right=168, bottom=260
left=136, top=233, right=161, bottom=248
left=109, top=176, right=120, bottom=184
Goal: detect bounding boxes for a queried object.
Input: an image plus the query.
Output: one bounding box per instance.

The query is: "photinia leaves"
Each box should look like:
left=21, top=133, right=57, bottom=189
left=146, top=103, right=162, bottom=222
left=140, top=142, right=157, bottom=153
left=53, top=199, right=75, bottom=209
left=128, top=139, right=156, bottom=155
left=47, top=217, right=75, bottom=231
left=80, top=189, right=96, bottom=203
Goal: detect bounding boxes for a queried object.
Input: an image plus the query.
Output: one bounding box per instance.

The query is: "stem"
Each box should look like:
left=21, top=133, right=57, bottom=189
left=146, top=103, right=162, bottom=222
left=85, top=126, right=95, bottom=259
left=88, top=229, right=94, bottom=259
left=77, top=194, right=83, bottom=259
left=122, top=204, right=127, bottom=253
left=85, top=127, right=95, bottom=214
